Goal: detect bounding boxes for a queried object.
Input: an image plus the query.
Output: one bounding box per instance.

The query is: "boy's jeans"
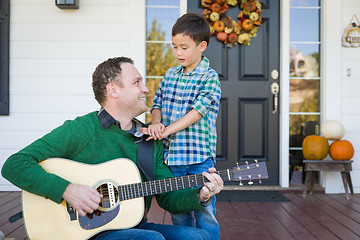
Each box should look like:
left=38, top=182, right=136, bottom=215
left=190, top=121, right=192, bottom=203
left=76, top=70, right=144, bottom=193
left=169, top=158, right=220, bottom=240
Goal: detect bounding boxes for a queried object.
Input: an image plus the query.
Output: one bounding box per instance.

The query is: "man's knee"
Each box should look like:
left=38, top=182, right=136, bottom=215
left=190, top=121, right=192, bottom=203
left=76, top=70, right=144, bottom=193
left=186, top=228, right=212, bottom=240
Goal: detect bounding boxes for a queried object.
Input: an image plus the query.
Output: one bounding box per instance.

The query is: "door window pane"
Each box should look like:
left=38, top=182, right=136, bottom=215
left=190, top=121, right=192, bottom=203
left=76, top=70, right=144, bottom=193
left=290, top=8, right=320, bottom=42
left=290, top=115, right=320, bottom=143
left=290, top=45, right=319, bottom=77
left=146, top=7, right=179, bottom=41
left=146, top=1, right=180, bottom=124
left=146, top=43, right=178, bottom=76
left=147, top=0, right=179, bottom=6
left=289, top=79, right=320, bottom=112
left=146, top=77, right=163, bottom=123
left=290, top=0, right=320, bottom=7
left=289, top=1, right=321, bottom=185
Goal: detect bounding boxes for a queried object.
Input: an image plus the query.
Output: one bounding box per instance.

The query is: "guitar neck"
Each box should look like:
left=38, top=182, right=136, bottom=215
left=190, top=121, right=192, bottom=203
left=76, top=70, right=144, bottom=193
left=116, top=161, right=268, bottom=201
left=119, top=170, right=229, bottom=201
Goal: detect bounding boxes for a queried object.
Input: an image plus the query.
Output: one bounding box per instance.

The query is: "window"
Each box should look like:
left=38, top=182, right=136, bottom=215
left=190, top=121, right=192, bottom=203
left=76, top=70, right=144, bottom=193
left=289, top=0, right=321, bottom=184
left=145, top=0, right=180, bottom=123
left=0, top=0, right=10, bottom=115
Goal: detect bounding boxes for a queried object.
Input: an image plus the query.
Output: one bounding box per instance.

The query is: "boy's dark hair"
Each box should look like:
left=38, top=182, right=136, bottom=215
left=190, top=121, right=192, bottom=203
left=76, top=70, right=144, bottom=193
left=92, top=57, right=134, bottom=105
left=172, top=13, right=210, bottom=45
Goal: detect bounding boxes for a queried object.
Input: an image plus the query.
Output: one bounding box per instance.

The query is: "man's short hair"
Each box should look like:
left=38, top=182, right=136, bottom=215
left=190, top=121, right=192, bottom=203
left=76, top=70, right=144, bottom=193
left=172, top=13, right=210, bottom=45
left=92, top=57, right=134, bottom=105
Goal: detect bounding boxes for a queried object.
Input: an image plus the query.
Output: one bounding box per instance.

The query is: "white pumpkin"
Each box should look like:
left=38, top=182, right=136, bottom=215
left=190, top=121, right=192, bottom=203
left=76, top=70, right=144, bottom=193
left=321, top=120, right=345, bottom=140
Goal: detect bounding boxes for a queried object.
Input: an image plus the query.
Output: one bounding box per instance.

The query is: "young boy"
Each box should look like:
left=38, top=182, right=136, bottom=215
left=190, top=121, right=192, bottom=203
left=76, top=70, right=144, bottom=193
left=143, top=13, right=221, bottom=240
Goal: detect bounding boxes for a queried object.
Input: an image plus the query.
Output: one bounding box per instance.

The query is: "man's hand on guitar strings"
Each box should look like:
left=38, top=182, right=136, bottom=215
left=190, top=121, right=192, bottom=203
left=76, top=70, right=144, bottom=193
left=62, top=183, right=103, bottom=217
left=199, top=167, right=223, bottom=202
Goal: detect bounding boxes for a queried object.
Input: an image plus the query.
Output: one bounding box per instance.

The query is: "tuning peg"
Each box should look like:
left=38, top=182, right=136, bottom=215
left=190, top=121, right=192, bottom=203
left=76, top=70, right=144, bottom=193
left=259, top=180, right=262, bottom=184
left=248, top=181, right=253, bottom=185
left=239, top=181, right=243, bottom=186
left=245, top=161, right=249, bottom=165
left=254, top=159, right=258, bottom=163
left=236, top=162, right=239, bottom=167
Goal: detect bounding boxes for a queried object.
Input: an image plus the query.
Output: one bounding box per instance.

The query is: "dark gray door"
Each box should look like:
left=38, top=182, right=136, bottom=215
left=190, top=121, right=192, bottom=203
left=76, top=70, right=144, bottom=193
left=188, top=0, right=280, bottom=185
left=0, top=0, right=10, bottom=115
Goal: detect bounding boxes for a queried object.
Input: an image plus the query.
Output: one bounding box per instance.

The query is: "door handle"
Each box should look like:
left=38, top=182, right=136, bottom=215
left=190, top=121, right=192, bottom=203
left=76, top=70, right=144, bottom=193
left=271, top=82, right=279, bottom=114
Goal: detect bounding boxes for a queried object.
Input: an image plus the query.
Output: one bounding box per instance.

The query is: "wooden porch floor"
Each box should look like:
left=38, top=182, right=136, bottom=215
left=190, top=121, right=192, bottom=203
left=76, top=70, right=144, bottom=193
left=1, top=191, right=360, bottom=240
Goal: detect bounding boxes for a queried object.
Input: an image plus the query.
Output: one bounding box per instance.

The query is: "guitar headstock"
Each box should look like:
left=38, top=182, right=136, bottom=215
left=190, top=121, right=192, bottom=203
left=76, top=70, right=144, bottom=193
left=229, top=160, right=268, bottom=186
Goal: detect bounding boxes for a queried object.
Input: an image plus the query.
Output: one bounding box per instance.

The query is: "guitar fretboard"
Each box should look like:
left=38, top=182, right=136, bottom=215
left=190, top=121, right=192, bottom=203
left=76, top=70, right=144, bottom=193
left=119, top=170, right=232, bottom=201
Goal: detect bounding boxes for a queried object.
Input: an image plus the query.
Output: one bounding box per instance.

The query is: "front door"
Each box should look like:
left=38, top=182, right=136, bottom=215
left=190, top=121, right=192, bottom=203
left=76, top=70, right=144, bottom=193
left=188, top=0, right=280, bottom=185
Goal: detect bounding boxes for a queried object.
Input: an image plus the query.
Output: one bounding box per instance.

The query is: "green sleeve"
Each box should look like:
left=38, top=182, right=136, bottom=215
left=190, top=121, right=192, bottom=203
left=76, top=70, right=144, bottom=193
left=1, top=118, right=91, bottom=203
left=151, top=140, right=204, bottom=214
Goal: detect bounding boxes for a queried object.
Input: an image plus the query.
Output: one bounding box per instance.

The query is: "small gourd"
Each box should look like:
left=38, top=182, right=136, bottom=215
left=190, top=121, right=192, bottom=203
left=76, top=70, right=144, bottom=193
left=216, top=32, right=228, bottom=42
left=214, top=21, right=225, bottom=32
left=228, top=33, right=238, bottom=43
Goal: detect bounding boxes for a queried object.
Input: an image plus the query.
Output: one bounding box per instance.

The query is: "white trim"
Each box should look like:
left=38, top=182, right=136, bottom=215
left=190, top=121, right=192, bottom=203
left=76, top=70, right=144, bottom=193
left=290, top=6, right=321, bottom=10
left=290, top=42, right=322, bottom=44
left=279, top=0, right=290, bottom=187
left=321, top=0, right=343, bottom=193
left=146, top=6, right=180, bottom=8
left=290, top=77, right=321, bottom=80
left=180, top=0, right=187, bottom=16
left=289, top=112, right=321, bottom=115
left=146, top=40, right=172, bottom=44
left=131, top=0, right=146, bottom=123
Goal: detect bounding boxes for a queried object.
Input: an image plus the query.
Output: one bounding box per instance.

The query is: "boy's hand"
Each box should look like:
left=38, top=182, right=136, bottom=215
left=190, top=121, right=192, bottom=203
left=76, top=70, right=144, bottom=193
left=141, top=123, right=165, bottom=141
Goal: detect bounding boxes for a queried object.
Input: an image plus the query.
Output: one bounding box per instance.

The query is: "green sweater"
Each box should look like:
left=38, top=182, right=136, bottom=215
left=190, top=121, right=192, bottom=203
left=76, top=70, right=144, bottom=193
left=1, top=111, right=204, bottom=214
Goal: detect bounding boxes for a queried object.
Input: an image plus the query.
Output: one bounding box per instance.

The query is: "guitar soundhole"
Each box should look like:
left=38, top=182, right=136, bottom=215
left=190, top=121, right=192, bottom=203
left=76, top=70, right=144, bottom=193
left=96, top=182, right=119, bottom=212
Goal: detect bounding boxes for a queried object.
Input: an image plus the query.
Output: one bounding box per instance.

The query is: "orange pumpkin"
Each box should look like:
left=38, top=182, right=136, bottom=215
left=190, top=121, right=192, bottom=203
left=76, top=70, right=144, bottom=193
left=243, top=1, right=257, bottom=12
left=216, top=32, right=228, bottom=42
left=242, top=19, right=254, bottom=31
left=228, top=33, right=238, bottom=43
left=214, top=21, right=225, bottom=32
left=329, top=140, right=354, bottom=160
left=302, top=135, right=329, bottom=160
left=211, top=3, right=221, bottom=12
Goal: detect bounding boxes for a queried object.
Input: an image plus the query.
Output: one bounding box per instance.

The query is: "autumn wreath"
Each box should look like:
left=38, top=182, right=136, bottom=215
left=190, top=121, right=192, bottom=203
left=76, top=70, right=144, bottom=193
left=201, top=0, right=262, bottom=47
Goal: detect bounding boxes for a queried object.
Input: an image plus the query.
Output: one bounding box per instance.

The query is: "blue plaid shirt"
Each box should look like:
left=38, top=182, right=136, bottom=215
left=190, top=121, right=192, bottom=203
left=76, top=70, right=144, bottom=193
left=151, top=57, right=221, bottom=166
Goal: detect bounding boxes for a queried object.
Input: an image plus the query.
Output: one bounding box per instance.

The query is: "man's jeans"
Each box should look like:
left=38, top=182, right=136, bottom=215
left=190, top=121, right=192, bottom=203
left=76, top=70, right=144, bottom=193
left=169, top=158, right=220, bottom=240
left=91, top=222, right=212, bottom=240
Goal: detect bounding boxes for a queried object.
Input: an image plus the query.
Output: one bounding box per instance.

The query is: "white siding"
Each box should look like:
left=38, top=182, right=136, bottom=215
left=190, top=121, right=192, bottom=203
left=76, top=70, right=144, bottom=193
left=322, top=0, right=360, bottom=193
left=0, top=0, right=146, bottom=190
left=340, top=0, right=360, bottom=192
left=340, top=0, right=360, bottom=193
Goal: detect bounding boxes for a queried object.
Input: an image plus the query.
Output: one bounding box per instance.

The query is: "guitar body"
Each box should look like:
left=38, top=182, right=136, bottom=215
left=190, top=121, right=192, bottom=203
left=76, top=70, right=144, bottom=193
left=22, top=158, right=145, bottom=240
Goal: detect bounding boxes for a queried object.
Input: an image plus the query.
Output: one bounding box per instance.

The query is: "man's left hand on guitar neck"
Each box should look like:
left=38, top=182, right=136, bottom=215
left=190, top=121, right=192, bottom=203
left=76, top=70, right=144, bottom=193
left=199, top=167, right=223, bottom=202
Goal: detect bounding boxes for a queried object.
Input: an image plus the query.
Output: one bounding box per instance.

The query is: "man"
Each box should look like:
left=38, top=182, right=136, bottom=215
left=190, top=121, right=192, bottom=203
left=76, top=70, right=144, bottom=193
left=1, top=57, right=223, bottom=240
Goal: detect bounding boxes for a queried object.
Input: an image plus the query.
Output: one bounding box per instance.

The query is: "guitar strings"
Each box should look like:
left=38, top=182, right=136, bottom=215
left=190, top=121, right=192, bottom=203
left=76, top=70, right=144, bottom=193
left=95, top=163, right=264, bottom=203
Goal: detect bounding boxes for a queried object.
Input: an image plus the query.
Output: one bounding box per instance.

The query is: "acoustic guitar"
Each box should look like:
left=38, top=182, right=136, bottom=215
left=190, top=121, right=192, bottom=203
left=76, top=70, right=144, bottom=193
left=22, top=158, right=268, bottom=240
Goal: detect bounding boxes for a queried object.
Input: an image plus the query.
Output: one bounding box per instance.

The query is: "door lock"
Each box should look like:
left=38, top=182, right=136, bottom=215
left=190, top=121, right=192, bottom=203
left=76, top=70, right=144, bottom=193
left=271, top=82, right=279, bottom=114
left=271, top=69, right=279, bottom=80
